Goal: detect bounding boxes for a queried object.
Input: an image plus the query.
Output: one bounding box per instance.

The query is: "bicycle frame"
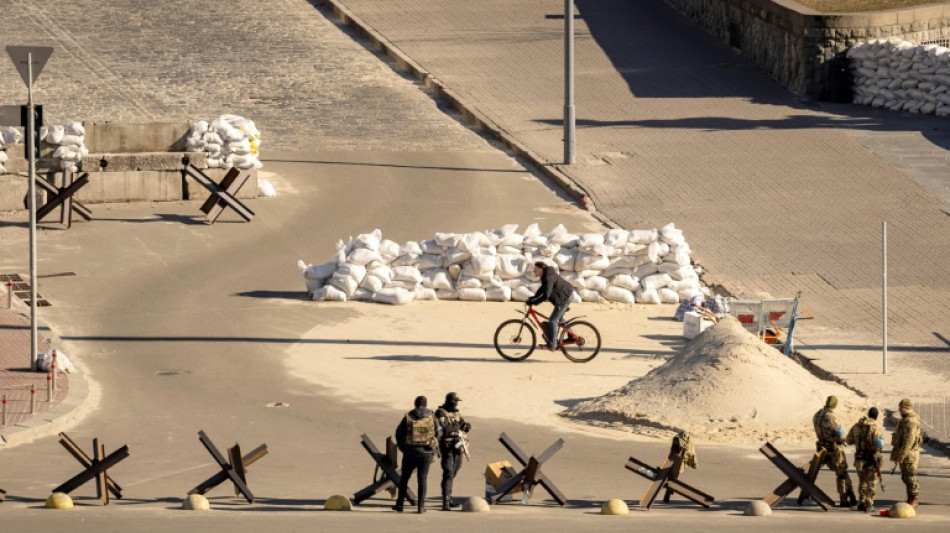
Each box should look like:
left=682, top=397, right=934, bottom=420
left=517, top=306, right=585, bottom=346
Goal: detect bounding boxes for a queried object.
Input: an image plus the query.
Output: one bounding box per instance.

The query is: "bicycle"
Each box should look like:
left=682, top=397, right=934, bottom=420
left=493, top=304, right=602, bottom=363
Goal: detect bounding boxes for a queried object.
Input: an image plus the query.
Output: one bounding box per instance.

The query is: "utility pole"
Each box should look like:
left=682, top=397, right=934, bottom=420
left=564, top=0, right=575, bottom=165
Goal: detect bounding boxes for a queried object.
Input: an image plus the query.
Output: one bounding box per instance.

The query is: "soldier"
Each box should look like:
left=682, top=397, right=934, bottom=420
left=891, top=398, right=922, bottom=509
left=813, top=395, right=856, bottom=508
left=393, top=395, right=440, bottom=514
left=846, top=407, right=885, bottom=512
left=435, top=392, right=472, bottom=511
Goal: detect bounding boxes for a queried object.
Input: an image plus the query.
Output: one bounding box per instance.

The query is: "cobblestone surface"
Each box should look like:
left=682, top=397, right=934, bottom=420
left=0, top=0, right=490, bottom=152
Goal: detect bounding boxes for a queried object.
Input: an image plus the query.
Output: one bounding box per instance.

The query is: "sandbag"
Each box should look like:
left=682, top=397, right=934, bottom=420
left=360, top=274, right=384, bottom=293
left=511, top=285, right=535, bottom=302
left=348, top=248, right=383, bottom=266
left=298, top=259, right=337, bottom=281
left=436, top=289, right=460, bottom=300
left=314, top=285, right=347, bottom=302
left=414, top=287, right=439, bottom=301
left=422, top=269, right=454, bottom=290
left=417, top=254, right=443, bottom=270
left=373, top=288, right=415, bottom=305
left=495, top=254, right=529, bottom=279
left=603, top=286, right=635, bottom=304
left=485, top=286, right=512, bottom=302
left=641, top=273, right=672, bottom=291
left=458, top=288, right=487, bottom=301
left=609, top=274, right=640, bottom=291
left=575, top=252, right=610, bottom=272
left=579, top=289, right=604, bottom=303
left=392, top=266, right=423, bottom=283
left=658, top=287, right=680, bottom=304
left=637, top=288, right=661, bottom=304
left=337, top=264, right=367, bottom=284
left=585, top=275, right=608, bottom=292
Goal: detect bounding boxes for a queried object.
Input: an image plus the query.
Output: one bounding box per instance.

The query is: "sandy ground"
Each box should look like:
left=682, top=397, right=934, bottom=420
left=285, top=300, right=686, bottom=441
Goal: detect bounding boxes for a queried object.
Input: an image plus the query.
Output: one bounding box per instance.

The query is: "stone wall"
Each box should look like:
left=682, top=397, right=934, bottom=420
left=663, top=0, right=950, bottom=100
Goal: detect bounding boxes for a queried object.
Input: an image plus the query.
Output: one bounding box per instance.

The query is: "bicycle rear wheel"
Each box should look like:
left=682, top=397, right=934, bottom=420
left=494, top=319, right=536, bottom=361
left=559, top=320, right=601, bottom=362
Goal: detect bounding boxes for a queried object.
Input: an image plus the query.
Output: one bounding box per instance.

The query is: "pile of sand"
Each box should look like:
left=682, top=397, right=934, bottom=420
left=562, top=317, right=868, bottom=443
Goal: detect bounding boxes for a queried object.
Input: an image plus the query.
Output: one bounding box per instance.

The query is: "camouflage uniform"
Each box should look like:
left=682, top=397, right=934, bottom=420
left=846, top=415, right=884, bottom=510
left=813, top=397, right=854, bottom=505
left=891, top=401, right=922, bottom=503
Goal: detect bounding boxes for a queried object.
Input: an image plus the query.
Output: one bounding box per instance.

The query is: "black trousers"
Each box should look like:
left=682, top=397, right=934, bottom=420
left=396, top=446, right=433, bottom=510
left=440, top=444, right=464, bottom=499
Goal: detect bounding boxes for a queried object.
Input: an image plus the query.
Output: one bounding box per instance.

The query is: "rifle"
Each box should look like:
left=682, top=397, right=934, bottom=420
left=877, top=467, right=885, bottom=493
left=455, top=430, right=471, bottom=462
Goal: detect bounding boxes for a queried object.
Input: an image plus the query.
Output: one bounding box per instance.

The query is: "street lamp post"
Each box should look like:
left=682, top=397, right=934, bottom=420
left=564, top=0, right=575, bottom=165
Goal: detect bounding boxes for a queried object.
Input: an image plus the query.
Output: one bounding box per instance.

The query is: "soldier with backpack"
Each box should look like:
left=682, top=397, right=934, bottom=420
left=846, top=407, right=885, bottom=512
left=435, top=392, right=472, bottom=511
left=393, top=395, right=440, bottom=514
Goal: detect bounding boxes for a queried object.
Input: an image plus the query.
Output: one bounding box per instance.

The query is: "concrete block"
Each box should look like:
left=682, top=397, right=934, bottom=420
left=744, top=500, right=772, bottom=516
left=90, top=151, right=205, bottom=172
left=72, top=170, right=183, bottom=203
left=600, top=498, right=630, bottom=515
left=84, top=122, right=190, bottom=153
left=324, top=495, right=352, bottom=511
left=0, top=174, right=28, bottom=212
left=182, top=494, right=210, bottom=510
left=184, top=167, right=258, bottom=201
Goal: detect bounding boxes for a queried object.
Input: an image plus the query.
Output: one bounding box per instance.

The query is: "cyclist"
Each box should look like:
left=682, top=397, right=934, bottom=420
left=527, top=261, right=576, bottom=351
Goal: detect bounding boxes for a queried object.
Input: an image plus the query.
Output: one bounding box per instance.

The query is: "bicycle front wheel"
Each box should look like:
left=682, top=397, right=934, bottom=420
left=494, top=319, right=536, bottom=361
left=559, top=320, right=601, bottom=362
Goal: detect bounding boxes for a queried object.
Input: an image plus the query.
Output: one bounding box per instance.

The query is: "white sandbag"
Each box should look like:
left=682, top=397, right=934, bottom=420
left=633, top=263, right=659, bottom=279
left=641, top=273, right=672, bottom=291
left=422, top=269, right=454, bottom=290
left=578, top=233, right=605, bottom=250
left=304, top=277, right=324, bottom=293
left=607, top=255, right=650, bottom=271
left=647, top=241, right=666, bottom=263
left=351, top=288, right=374, bottom=302
left=667, top=278, right=700, bottom=292
left=0, top=151, right=7, bottom=164
left=458, top=288, right=487, bottom=301
left=658, top=288, right=680, bottom=304
left=368, top=265, right=393, bottom=285
left=571, top=291, right=582, bottom=304
left=329, top=274, right=360, bottom=297
left=579, top=289, right=603, bottom=302
left=337, top=264, right=367, bottom=284
left=603, top=286, right=635, bottom=304
left=348, top=248, right=382, bottom=266
left=548, top=224, right=579, bottom=247
left=522, top=223, right=548, bottom=246
left=629, top=228, right=658, bottom=244
left=392, top=254, right=419, bottom=267
left=436, top=289, right=460, bottom=300
left=468, top=254, right=497, bottom=274
left=47, top=125, right=65, bottom=144
left=354, top=229, right=382, bottom=250
left=443, top=247, right=471, bottom=266
left=299, top=259, right=337, bottom=281
left=486, top=286, right=512, bottom=302
left=497, top=245, right=523, bottom=255
left=421, top=240, right=444, bottom=255
left=554, top=249, right=577, bottom=272
left=538, top=243, right=561, bottom=257
left=485, top=224, right=519, bottom=245
left=563, top=272, right=587, bottom=289
left=457, top=276, right=483, bottom=289
left=604, top=229, right=630, bottom=247
left=601, top=266, right=633, bottom=279
left=360, top=274, right=384, bottom=293
left=668, top=245, right=692, bottom=266
left=609, top=274, right=640, bottom=291
left=659, top=223, right=685, bottom=245
left=637, top=288, right=661, bottom=304
left=0, top=127, right=22, bottom=147
left=511, top=285, right=535, bottom=302
left=678, top=289, right=704, bottom=301
left=191, top=120, right=210, bottom=133
left=379, top=239, right=401, bottom=261
left=389, top=279, right=419, bottom=290
left=373, top=288, right=415, bottom=305
left=417, top=254, right=443, bottom=270
left=585, top=275, right=608, bottom=292
left=435, top=232, right=460, bottom=248
left=495, top=254, right=529, bottom=279
left=457, top=232, right=492, bottom=252
left=392, top=266, right=423, bottom=283
left=414, top=287, right=439, bottom=301
left=574, top=252, right=610, bottom=272
left=258, top=178, right=276, bottom=197
left=401, top=241, right=423, bottom=256
left=35, top=349, right=77, bottom=373
left=314, top=285, right=347, bottom=302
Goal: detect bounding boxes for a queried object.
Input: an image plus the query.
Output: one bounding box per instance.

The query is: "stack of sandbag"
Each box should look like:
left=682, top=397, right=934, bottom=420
left=298, top=223, right=707, bottom=306
left=0, top=126, right=21, bottom=173
left=848, top=38, right=950, bottom=116
left=39, top=122, right=88, bottom=173
left=185, top=114, right=263, bottom=169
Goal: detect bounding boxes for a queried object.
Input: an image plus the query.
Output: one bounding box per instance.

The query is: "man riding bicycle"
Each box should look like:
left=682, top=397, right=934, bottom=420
left=526, top=261, right=576, bottom=351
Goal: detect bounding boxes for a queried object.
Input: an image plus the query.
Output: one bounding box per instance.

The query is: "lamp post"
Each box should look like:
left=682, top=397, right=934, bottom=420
left=564, top=0, right=575, bottom=165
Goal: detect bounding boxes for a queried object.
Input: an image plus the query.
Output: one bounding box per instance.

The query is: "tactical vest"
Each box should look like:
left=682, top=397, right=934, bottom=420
left=438, top=409, right=462, bottom=440
left=855, top=420, right=874, bottom=462
left=406, top=414, right=436, bottom=447
left=813, top=409, right=838, bottom=449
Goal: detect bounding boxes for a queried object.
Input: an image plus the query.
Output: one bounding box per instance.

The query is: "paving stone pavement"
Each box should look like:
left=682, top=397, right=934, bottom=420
left=0, top=0, right=948, bottom=425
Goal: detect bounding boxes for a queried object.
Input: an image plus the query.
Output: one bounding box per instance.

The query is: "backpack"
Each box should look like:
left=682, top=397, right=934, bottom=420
left=406, top=414, right=435, bottom=446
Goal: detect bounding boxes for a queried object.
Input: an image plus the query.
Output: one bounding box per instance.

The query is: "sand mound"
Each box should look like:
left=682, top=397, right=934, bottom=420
left=563, top=317, right=867, bottom=443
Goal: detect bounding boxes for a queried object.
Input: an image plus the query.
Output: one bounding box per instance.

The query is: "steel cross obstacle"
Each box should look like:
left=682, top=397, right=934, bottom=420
left=488, top=432, right=567, bottom=506
left=353, top=434, right=416, bottom=506
left=182, top=159, right=255, bottom=224
left=0, top=487, right=6, bottom=502
left=35, top=171, right=92, bottom=227
left=53, top=432, right=129, bottom=505
left=625, top=441, right=714, bottom=509
left=760, top=441, right=833, bottom=511
left=188, top=430, right=268, bottom=504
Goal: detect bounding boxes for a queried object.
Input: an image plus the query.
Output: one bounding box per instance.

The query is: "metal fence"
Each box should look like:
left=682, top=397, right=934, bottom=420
left=915, top=396, right=949, bottom=441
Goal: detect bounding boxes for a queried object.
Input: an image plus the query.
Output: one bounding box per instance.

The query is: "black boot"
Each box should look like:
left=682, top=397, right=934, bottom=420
left=848, top=489, right=858, bottom=509
left=442, top=496, right=451, bottom=511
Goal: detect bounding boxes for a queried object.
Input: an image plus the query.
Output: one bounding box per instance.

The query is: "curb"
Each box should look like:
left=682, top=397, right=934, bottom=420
left=0, top=310, right=94, bottom=450
left=319, top=0, right=614, bottom=227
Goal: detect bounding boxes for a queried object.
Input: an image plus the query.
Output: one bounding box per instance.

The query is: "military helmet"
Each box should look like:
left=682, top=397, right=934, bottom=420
left=445, top=392, right=461, bottom=404
left=899, top=398, right=913, bottom=409
left=825, top=395, right=838, bottom=410
left=868, top=407, right=879, bottom=420
left=414, top=395, right=428, bottom=408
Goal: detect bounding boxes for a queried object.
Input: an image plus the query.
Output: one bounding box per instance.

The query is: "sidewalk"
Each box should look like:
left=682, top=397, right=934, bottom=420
left=0, top=305, right=71, bottom=446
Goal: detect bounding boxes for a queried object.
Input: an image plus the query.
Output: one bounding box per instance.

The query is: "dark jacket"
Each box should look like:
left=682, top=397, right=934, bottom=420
left=395, top=407, right=437, bottom=452
left=528, top=266, right=575, bottom=308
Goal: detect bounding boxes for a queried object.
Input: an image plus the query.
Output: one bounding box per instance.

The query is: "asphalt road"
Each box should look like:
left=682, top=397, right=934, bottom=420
left=0, top=150, right=946, bottom=531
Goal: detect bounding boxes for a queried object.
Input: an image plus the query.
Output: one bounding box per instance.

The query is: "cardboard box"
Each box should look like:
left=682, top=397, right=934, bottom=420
left=484, top=460, right=522, bottom=494
left=683, top=311, right=713, bottom=339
